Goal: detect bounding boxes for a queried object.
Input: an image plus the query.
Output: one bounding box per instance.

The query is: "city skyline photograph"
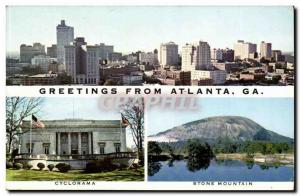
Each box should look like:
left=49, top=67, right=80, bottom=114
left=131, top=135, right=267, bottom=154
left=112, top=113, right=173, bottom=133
left=6, top=6, right=295, bottom=86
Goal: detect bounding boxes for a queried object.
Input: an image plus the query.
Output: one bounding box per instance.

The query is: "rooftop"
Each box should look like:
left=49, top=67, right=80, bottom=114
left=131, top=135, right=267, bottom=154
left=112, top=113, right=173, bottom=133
left=21, top=119, right=126, bottom=129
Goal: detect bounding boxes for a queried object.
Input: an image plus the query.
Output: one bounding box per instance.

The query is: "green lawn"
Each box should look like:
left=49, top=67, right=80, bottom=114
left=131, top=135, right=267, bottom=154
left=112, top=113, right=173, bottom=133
left=6, top=168, right=144, bottom=181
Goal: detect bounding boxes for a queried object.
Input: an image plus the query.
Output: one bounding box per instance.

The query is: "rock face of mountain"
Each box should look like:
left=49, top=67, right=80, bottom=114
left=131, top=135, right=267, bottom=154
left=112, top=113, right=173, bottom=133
left=148, top=116, right=292, bottom=143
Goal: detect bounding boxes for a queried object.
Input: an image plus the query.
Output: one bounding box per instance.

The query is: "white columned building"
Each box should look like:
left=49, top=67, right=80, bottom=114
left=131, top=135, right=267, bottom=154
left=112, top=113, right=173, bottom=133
left=20, top=119, right=128, bottom=157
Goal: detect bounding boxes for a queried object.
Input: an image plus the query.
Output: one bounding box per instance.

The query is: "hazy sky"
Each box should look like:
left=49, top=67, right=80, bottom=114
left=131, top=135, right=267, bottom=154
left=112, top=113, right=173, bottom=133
left=25, top=97, right=136, bottom=149
left=147, top=98, right=294, bottom=138
left=6, top=6, right=294, bottom=54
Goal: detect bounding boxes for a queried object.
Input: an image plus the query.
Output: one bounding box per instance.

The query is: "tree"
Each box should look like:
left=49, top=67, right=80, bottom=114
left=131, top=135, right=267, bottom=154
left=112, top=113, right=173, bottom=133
left=185, top=139, right=213, bottom=172
left=186, top=139, right=214, bottom=159
left=148, top=141, right=162, bottom=156
left=120, top=98, right=144, bottom=164
left=6, top=97, right=43, bottom=154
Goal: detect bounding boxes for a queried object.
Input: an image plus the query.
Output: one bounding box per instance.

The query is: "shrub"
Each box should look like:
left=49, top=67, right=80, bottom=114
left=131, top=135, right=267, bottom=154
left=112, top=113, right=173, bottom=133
left=99, top=158, right=117, bottom=172
left=56, top=163, right=71, bottom=172
left=85, top=162, right=98, bottom=172
left=85, top=158, right=117, bottom=173
left=58, top=164, right=71, bottom=173
left=55, top=163, right=65, bottom=169
left=23, top=163, right=33, bottom=170
left=37, top=162, right=45, bottom=171
left=14, top=163, right=23, bottom=170
left=47, top=164, right=55, bottom=171
left=27, top=164, right=33, bottom=170
left=6, top=161, right=13, bottom=169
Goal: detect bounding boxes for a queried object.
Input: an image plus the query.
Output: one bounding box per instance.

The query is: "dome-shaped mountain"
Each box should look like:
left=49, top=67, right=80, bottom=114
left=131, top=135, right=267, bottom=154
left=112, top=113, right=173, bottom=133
left=148, top=116, right=292, bottom=143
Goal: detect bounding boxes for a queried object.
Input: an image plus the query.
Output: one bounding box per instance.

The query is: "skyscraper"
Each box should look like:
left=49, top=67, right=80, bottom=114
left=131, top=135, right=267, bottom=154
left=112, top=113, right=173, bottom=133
left=65, top=37, right=100, bottom=85
left=139, top=51, right=158, bottom=65
left=234, top=40, right=257, bottom=60
left=221, top=48, right=234, bottom=62
left=56, top=20, right=74, bottom=65
left=47, top=44, right=57, bottom=58
left=64, top=45, right=76, bottom=82
left=65, top=37, right=86, bottom=84
left=86, top=46, right=100, bottom=85
left=181, top=41, right=211, bottom=71
left=159, top=42, right=179, bottom=68
left=260, top=41, right=272, bottom=59
left=181, top=44, right=197, bottom=71
left=211, top=48, right=223, bottom=61
left=20, top=43, right=45, bottom=63
left=97, top=43, right=114, bottom=60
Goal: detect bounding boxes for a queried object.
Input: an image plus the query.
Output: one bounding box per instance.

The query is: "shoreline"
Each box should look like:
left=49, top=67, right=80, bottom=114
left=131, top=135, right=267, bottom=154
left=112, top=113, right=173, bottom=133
left=215, top=153, right=294, bottom=165
left=149, top=153, right=294, bottom=165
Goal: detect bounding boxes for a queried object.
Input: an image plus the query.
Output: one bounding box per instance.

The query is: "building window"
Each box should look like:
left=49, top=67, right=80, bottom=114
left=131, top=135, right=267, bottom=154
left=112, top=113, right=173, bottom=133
left=43, top=143, right=50, bottom=154
left=26, top=143, right=34, bottom=154
left=99, top=143, right=105, bottom=154
left=114, top=143, right=121, bottom=153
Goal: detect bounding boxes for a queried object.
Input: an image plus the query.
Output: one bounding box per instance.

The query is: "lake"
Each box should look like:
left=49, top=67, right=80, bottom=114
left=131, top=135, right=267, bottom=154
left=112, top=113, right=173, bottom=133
left=148, top=159, right=294, bottom=181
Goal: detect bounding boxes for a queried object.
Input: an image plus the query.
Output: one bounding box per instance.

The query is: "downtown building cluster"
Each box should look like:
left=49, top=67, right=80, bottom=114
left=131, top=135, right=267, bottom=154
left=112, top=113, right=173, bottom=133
left=6, top=20, right=294, bottom=86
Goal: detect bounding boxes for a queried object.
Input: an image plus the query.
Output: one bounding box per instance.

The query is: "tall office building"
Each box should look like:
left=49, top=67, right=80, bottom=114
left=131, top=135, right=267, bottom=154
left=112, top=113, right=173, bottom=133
left=86, top=46, right=100, bottom=85
left=181, top=44, right=197, bottom=71
left=221, top=48, right=234, bottom=62
left=31, top=55, right=56, bottom=73
left=56, top=20, right=74, bottom=65
left=20, top=43, right=45, bottom=63
left=74, top=37, right=87, bottom=75
left=64, top=45, right=76, bottom=82
left=181, top=41, right=211, bottom=71
left=64, top=38, right=85, bottom=83
left=197, top=41, right=211, bottom=69
left=65, top=37, right=100, bottom=85
left=47, top=44, right=57, bottom=58
left=160, top=42, right=178, bottom=68
left=272, top=50, right=285, bottom=62
left=260, top=41, right=272, bottom=59
left=139, top=51, right=158, bottom=65
left=234, top=40, right=257, bottom=60
left=211, top=48, right=223, bottom=61
left=97, top=43, right=114, bottom=60
left=181, top=41, right=223, bottom=85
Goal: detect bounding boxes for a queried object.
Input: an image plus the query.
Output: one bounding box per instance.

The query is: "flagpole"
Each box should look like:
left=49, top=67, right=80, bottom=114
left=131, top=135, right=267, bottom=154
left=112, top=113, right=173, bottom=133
left=30, top=114, right=32, bottom=158
left=120, top=117, right=122, bottom=153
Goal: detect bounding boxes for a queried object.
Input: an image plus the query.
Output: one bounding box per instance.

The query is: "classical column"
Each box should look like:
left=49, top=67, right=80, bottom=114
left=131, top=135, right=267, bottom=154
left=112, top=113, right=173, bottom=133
left=78, top=132, right=81, bottom=155
left=57, top=132, right=61, bottom=155
left=21, top=132, right=27, bottom=154
left=68, top=132, right=71, bottom=154
left=88, top=132, right=92, bottom=154
left=121, top=127, right=127, bottom=152
left=92, top=132, right=98, bottom=154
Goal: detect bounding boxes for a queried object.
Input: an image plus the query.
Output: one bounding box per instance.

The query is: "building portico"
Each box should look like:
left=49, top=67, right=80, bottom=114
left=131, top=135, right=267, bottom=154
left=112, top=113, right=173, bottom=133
left=20, top=119, right=127, bottom=157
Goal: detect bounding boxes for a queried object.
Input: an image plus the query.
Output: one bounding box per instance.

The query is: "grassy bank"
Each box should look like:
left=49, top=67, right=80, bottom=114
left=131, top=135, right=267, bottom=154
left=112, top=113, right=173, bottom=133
left=6, top=168, right=144, bottom=181
left=216, top=153, right=294, bottom=164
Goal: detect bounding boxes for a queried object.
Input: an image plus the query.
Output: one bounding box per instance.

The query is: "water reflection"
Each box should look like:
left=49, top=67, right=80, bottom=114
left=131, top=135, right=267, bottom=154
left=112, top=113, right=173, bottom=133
left=186, top=157, right=211, bottom=172
left=148, top=158, right=294, bottom=181
left=148, top=160, right=162, bottom=176
left=245, top=160, right=254, bottom=169
left=167, top=159, right=174, bottom=167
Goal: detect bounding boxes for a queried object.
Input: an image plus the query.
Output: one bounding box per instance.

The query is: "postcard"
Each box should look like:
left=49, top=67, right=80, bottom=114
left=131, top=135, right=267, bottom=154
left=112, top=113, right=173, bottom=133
left=5, top=5, right=295, bottom=191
